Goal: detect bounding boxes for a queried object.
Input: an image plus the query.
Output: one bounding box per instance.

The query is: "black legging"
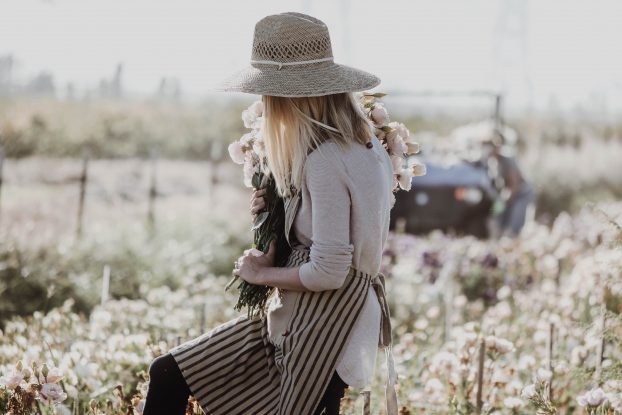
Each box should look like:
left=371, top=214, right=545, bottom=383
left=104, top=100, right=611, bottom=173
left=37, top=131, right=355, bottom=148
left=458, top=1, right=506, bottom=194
left=143, top=352, right=349, bottom=415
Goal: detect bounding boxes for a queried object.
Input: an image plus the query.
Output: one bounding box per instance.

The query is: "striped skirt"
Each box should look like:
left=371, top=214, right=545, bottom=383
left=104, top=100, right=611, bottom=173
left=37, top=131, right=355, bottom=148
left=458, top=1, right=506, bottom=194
left=169, top=248, right=373, bottom=415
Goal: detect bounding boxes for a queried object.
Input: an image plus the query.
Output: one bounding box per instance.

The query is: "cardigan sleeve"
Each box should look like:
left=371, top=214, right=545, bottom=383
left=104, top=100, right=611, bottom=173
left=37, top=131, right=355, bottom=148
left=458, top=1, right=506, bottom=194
left=298, top=148, right=354, bottom=291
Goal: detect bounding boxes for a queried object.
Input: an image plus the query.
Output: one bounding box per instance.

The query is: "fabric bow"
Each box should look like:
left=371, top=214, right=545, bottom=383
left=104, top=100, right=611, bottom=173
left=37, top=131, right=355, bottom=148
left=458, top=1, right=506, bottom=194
left=371, top=272, right=399, bottom=415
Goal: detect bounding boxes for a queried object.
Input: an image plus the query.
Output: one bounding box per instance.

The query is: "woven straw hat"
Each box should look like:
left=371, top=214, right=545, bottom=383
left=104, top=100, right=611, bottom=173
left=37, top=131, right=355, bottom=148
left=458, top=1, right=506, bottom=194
left=215, top=12, right=381, bottom=97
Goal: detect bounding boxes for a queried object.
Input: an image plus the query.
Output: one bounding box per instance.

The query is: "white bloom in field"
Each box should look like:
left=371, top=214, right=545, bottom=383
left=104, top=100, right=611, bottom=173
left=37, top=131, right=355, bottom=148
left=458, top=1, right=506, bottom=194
left=491, top=371, right=512, bottom=385
left=503, top=397, right=523, bottom=409
left=228, top=141, right=246, bottom=165
left=39, top=382, right=67, bottom=404
left=497, top=285, right=512, bottom=300
left=518, top=354, right=536, bottom=370
left=430, top=351, right=460, bottom=375
left=39, top=367, right=63, bottom=383
left=485, top=335, right=514, bottom=354
left=520, top=384, right=537, bottom=400
left=424, top=378, right=444, bottom=393
left=577, top=388, right=607, bottom=408
left=0, top=370, right=24, bottom=389
left=536, top=368, right=553, bottom=382
left=370, top=104, right=389, bottom=126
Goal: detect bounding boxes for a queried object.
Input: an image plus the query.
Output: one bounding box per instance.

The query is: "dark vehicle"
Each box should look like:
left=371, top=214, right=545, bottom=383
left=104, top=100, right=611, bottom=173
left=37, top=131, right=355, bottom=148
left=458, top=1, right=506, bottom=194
left=390, top=157, right=496, bottom=238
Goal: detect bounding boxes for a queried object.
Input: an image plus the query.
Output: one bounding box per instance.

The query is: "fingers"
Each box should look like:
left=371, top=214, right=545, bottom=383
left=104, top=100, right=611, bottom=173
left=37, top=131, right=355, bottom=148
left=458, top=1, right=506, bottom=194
left=250, top=194, right=266, bottom=215
left=252, top=188, right=267, bottom=197
left=250, top=197, right=266, bottom=214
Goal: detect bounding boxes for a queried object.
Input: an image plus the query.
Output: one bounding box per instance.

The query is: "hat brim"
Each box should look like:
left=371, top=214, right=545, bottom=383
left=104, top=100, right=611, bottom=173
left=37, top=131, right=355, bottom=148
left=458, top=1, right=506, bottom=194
left=214, top=62, right=381, bottom=97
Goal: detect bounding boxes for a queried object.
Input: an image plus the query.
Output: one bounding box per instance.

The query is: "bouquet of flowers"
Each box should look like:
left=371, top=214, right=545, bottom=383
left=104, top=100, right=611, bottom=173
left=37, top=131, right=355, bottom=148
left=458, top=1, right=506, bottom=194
left=226, top=93, right=425, bottom=318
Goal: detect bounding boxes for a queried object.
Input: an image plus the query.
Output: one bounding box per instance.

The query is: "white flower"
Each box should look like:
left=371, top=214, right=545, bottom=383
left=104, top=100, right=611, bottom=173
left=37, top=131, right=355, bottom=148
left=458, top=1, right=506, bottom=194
left=497, top=286, right=512, bottom=300
left=390, top=155, right=403, bottom=173
left=242, top=154, right=255, bottom=188
left=503, top=397, right=523, bottom=409
left=0, top=371, right=24, bottom=389
left=398, top=168, right=413, bottom=191
left=39, top=367, right=63, bottom=384
left=242, top=101, right=264, bottom=129
left=252, top=137, right=265, bottom=158
left=520, top=384, right=537, bottom=400
left=577, top=388, right=607, bottom=408
left=228, top=141, right=245, bottom=164
left=390, top=121, right=410, bottom=140
left=386, top=130, right=407, bottom=156
left=536, top=368, right=553, bottom=382
left=38, top=383, right=67, bottom=404
left=370, top=104, right=389, bottom=126
left=249, top=100, right=263, bottom=117
left=239, top=132, right=254, bottom=146
left=485, top=335, right=514, bottom=354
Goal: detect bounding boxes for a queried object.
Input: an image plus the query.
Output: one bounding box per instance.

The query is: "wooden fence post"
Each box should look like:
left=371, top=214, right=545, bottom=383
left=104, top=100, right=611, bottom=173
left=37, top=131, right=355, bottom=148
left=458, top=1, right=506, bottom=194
left=147, top=148, right=158, bottom=229
left=0, top=145, right=4, bottom=228
left=361, top=390, right=370, bottom=415
left=547, top=322, right=555, bottom=401
left=101, top=265, right=111, bottom=305
left=210, top=141, right=223, bottom=188
left=596, top=302, right=607, bottom=379
left=76, top=151, right=89, bottom=238
left=476, top=338, right=485, bottom=414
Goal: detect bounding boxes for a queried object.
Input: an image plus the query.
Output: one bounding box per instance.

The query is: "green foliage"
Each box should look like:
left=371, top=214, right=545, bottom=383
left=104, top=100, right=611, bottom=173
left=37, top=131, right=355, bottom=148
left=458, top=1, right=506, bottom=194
left=0, top=219, right=247, bottom=329
left=226, top=172, right=292, bottom=318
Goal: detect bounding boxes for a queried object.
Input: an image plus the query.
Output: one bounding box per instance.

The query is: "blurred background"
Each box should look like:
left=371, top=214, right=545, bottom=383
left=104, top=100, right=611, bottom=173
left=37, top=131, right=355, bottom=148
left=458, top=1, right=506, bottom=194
left=1, top=1, right=621, bottom=414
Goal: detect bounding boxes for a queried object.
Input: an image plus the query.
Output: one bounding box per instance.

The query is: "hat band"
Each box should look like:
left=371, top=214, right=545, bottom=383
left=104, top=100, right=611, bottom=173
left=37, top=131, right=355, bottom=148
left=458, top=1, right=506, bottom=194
left=250, top=56, right=334, bottom=70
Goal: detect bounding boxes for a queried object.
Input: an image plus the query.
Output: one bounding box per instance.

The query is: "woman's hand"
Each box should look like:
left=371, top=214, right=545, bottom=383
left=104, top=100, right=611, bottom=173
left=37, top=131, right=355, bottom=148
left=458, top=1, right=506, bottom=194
left=250, top=188, right=267, bottom=224
left=234, top=239, right=276, bottom=285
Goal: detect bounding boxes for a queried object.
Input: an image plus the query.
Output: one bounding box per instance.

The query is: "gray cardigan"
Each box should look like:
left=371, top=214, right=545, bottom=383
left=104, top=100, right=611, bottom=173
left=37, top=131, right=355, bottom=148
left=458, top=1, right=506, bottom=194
left=266, top=134, right=394, bottom=389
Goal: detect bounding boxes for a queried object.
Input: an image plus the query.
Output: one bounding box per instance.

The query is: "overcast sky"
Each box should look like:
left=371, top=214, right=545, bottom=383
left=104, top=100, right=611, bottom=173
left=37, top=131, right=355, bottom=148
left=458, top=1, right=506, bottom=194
left=1, top=0, right=621, bottom=114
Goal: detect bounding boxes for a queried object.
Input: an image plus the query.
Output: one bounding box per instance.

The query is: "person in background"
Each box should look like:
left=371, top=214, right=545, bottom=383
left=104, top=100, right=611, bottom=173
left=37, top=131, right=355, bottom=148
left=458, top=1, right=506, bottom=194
left=482, top=130, right=535, bottom=237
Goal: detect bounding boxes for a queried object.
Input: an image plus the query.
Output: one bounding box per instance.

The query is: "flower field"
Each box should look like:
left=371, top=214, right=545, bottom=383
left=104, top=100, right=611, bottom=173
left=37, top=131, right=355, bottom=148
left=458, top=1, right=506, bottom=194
left=1, top=160, right=620, bottom=415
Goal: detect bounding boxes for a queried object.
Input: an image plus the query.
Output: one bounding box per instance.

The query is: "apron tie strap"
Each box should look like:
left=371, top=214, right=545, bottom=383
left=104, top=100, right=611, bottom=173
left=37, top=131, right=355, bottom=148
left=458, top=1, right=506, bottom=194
left=371, top=272, right=399, bottom=415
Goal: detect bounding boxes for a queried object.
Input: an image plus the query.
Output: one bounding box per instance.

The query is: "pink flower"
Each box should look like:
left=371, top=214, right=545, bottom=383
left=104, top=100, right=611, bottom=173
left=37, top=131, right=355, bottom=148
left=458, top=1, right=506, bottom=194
left=249, top=100, right=263, bottom=118
left=242, top=101, right=264, bottom=129
left=390, top=155, right=403, bottom=174
left=243, top=154, right=255, bottom=188
left=228, top=141, right=245, bottom=165
left=389, top=121, right=409, bottom=140
left=386, top=129, right=407, bottom=156
left=45, top=367, right=63, bottom=384
left=578, top=388, right=607, bottom=408
left=38, top=383, right=67, bottom=404
left=0, top=371, right=24, bottom=389
left=370, top=104, right=389, bottom=126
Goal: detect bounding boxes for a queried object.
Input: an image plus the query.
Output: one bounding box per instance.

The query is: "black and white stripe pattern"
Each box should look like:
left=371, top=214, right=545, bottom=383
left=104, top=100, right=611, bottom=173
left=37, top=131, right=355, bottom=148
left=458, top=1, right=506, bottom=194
left=170, top=247, right=373, bottom=415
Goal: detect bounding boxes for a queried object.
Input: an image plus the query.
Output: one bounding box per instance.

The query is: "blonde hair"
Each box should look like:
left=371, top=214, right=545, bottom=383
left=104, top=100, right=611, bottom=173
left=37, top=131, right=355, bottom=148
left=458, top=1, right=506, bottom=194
left=262, top=92, right=372, bottom=198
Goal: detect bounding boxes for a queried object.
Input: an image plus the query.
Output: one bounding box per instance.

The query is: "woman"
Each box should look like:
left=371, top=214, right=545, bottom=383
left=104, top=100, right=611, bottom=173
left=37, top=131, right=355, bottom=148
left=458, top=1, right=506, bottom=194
left=143, top=12, right=397, bottom=415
